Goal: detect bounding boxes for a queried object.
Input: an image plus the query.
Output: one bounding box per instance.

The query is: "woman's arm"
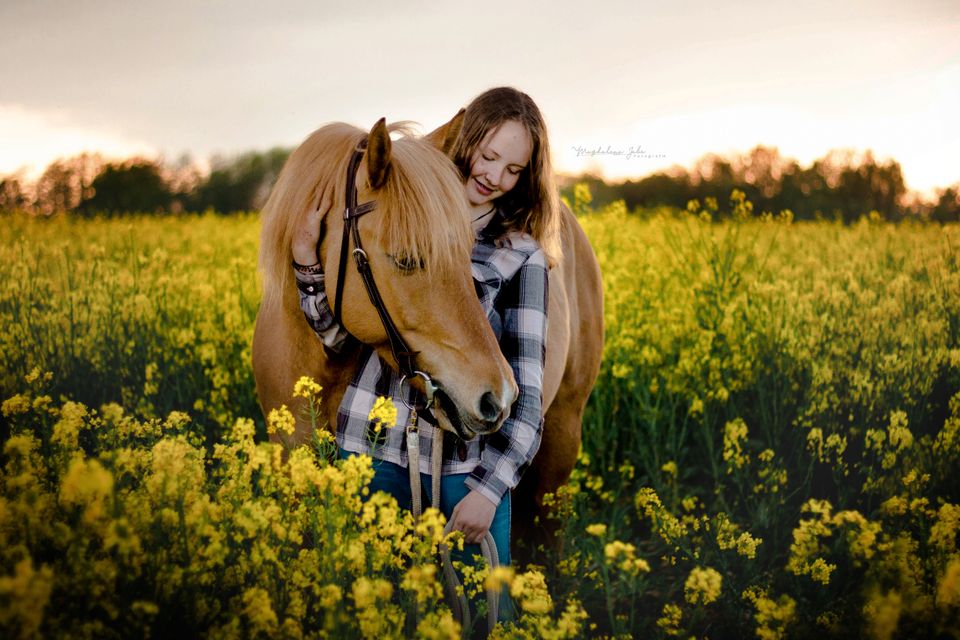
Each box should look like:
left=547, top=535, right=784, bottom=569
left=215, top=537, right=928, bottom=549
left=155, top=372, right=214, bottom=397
left=290, top=203, right=352, bottom=352
left=294, top=268, right=352, bottom=353
left=463, top=247, right=550, bottom=506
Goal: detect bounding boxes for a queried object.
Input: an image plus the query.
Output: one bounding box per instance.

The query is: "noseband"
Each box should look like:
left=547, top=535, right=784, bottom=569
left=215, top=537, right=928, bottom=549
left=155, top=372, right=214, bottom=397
left=331, top=139, right=436, bottom=407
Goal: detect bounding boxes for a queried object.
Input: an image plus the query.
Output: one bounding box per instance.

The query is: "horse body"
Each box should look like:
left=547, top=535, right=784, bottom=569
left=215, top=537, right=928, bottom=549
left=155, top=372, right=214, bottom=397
left=513, top=203, right=604, bottom=553
left=253, top=117, right=603, bottom=558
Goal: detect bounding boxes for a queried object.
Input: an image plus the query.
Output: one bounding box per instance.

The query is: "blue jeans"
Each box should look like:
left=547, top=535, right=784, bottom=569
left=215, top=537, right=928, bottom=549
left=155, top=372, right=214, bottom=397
left=339, top=447, right=512, bottom=567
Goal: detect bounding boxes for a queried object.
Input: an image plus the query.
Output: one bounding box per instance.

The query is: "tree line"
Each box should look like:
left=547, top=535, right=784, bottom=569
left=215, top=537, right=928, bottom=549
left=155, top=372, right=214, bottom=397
left=1, top=145, right=958, bottom=222
left=559, top=146, right=960, bottom=223
left=0, top=148, right=290, bottom=217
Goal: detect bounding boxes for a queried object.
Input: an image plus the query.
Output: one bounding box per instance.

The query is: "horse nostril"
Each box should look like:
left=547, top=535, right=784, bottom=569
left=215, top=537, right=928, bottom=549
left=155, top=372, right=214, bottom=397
left=479, top=391, right=501, bottom=423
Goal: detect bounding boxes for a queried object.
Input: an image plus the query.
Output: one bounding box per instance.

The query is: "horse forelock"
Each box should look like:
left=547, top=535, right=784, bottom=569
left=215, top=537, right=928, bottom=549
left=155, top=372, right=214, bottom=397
left=376, top=135, right=472, bottom=279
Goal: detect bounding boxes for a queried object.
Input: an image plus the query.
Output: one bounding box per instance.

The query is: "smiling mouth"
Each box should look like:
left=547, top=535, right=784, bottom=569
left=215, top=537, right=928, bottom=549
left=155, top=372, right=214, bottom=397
left=474, top=178, right=494, bottom=197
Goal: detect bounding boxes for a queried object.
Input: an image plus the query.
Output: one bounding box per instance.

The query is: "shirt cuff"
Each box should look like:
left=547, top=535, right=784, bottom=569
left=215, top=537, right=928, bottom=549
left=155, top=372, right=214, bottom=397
left=464, top=466, right=509, bottom=507
left=294, top=268, right=325, bottom=293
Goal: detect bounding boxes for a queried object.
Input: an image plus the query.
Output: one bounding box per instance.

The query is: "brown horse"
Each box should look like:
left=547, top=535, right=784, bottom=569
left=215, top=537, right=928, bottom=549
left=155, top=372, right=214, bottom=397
left=252, top=115, right=604, bottom=556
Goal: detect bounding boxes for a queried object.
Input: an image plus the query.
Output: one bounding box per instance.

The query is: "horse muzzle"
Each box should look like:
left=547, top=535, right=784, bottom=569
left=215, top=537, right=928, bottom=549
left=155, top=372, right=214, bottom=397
left=433, top=384, right=516, bottom=441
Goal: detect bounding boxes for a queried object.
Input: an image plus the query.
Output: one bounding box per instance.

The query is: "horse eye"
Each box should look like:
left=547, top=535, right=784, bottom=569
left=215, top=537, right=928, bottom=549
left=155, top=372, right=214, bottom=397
left=391, top=253, right=424, bottom=272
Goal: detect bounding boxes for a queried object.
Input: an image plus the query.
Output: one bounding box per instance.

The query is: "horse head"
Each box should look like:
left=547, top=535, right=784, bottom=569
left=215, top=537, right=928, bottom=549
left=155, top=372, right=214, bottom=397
left=259, top=116, right=516, bottom=440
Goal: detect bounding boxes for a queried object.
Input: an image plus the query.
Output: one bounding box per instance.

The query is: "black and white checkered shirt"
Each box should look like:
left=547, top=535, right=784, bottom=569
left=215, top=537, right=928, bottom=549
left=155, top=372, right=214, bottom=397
left=295, top=215, right=549, bottom=506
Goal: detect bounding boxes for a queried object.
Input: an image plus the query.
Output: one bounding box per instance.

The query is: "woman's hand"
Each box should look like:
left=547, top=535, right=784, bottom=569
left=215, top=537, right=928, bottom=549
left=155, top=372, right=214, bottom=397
left=292, top=206, right=323, bottom=266
left=449, top=490, right=497, bottom=544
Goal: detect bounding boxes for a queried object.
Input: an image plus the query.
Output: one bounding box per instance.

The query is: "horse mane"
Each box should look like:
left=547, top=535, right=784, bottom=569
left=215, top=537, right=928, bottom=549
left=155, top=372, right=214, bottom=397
left=258, top=121, right=472, bottom=314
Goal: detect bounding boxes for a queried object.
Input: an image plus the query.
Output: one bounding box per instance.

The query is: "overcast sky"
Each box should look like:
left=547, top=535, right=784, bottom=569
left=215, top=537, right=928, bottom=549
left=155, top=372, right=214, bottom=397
left=1, top=0, right=958, bottom=194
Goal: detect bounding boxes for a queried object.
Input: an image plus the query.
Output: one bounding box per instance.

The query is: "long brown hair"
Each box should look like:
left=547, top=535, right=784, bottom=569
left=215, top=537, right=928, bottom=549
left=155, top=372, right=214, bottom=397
left=450, top=87, right=562, bottom=266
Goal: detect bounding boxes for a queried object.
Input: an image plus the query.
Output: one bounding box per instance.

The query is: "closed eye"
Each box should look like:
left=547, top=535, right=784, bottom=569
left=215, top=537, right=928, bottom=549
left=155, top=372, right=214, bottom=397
left=390, top=253, right=425, bottom=273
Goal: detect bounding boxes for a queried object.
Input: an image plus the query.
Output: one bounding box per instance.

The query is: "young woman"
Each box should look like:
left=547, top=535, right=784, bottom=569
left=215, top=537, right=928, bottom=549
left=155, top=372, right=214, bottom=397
left=291, top=87, right=561, bottom=569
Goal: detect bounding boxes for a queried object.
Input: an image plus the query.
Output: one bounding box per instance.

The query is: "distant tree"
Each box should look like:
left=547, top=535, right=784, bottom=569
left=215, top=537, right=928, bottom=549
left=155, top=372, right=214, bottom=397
left=618, top=171, right=692, bottom=210
left=166, top=153, right=203, bottom=213
left=772, top=159, right=805, bottom=216
left=734, top=146, right=785, bottom=200
left=33, top=153, right=103, bottom=215
left=930, top=185, right=960, bottom=223
left=835, top=151, right=906, bottom=222
left=0, top=174, right=28, bottom=211
left=192, top=147, right=290, bottom=213
left=690, top=154, right=736, bottom=203
left=79, top=160, right=173, bottom=215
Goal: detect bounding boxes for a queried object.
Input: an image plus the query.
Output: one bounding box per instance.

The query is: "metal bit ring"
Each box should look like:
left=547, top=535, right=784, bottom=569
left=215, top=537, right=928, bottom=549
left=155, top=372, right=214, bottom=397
left=398, top=370, right=438, bottom=410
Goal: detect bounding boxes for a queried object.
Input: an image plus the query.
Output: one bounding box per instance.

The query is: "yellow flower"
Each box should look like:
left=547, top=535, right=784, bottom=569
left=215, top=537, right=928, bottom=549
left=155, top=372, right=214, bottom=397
left=267, top=404, right=296, bottom=436
left=368, top=396, right=398, bottom=430
left=684, top=566, right=722, bottom=605
left=318, top=584, right=342, bottom=609
left=59, top=457, right=114, bottom=525
left=242, top=587, right=278, bottom=636
left=862, top=590, right=901, bottom=640
left=292, top=375, right=322, bottom=399
left=414, top=507, right=448, bottom=548
left=416, top=610, right=460, bottom=640
left=661, top=461, right=678, bottom=478
left=937, top=558, right=960, bottom=609
left=688, top=397, right=704, bottom=416
left=635, top=487, right=662, bottom=512
left=880, top=496, right=908, bottom=517
left=24, top=367, right=51, bottom=385
left=715, top=513, right=762, bottom=559
left=723, top=418, right=750, bottom=471
left=352, top=577, right=393, bottom=610
left=657, top=603, right=683, bottom=636
left=807, top=428, right=824, bottom=460
left=401, top=564, right=442, bottom=604
left=0, top=558, right=54, bottom=638
left=52, top=401, right=89, bottom=450
left=484, top=566, right=515, bottom=594
left=743, top=588, right=796, bottom=640
left=511, top=570, right=552, bottom=615
left=1, top=393, right=31, bottom=417
left=886, top=410, right=913, bottom=451
left=807, top=558, right=836, bottom=585
left=929, top=503, right=960, bottom=551
left=604, top=540, right=632, bottom=561
left=586, top=523, right=607, bottom=537
left=604, top=540, right=651, bottom=575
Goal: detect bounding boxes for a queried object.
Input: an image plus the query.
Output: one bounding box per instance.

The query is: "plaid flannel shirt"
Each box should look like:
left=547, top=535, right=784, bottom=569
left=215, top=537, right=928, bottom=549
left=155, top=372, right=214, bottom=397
left=294, top=213, right=549, bottom=506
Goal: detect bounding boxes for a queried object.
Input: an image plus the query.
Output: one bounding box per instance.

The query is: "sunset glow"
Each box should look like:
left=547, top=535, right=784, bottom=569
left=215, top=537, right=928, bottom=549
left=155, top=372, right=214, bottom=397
left=1, top=0, right=957, bottom=195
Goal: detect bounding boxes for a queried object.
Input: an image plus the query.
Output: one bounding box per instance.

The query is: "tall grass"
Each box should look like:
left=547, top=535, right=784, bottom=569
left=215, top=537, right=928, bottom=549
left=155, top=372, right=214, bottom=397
left=2, top=196, right=959, bottom=638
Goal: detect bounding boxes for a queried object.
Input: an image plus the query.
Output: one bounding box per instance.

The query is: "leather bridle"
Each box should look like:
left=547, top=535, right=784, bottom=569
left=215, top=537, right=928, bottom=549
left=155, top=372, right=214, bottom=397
left=331, top=139, right=437, bottom=407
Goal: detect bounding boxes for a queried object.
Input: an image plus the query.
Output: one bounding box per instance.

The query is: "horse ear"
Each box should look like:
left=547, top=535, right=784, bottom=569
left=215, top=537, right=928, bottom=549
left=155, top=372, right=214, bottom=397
left=424, top=109, right=465, bottom=156
left=366, top=117, right=391, bottom=190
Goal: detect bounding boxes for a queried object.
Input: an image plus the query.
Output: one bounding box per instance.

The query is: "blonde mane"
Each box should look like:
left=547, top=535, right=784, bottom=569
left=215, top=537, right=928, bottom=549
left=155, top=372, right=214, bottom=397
left=258, top=122, right=473, bottom=313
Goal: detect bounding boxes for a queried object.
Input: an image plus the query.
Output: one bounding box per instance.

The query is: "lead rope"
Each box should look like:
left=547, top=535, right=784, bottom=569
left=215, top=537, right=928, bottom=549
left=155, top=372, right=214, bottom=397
left=403, top=378, right=500, bottom=638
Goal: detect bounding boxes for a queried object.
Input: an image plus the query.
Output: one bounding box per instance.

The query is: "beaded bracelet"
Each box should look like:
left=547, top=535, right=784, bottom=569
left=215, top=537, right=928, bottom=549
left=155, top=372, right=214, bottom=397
left=292, top=260, right=323, bottom=275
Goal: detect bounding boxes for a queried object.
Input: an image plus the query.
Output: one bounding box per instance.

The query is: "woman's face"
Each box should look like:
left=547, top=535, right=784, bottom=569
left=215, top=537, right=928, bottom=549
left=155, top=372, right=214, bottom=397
left=465, top=119, right=533, bottom=208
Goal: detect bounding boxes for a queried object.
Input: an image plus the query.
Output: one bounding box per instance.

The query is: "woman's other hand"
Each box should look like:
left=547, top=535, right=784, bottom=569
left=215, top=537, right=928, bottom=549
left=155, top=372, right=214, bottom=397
left=449, top=490, right=497, bottom=544
left=292, top=206, right=323, bottom=265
